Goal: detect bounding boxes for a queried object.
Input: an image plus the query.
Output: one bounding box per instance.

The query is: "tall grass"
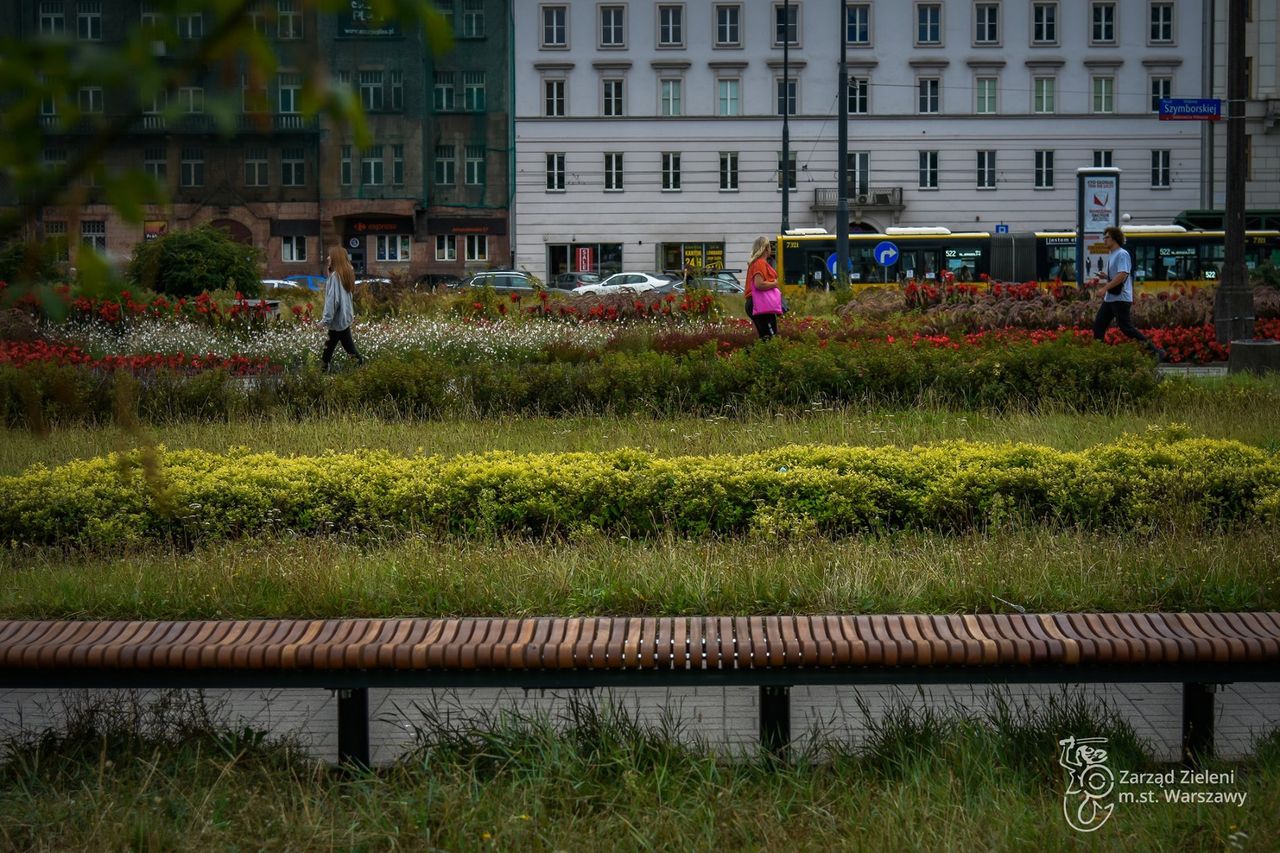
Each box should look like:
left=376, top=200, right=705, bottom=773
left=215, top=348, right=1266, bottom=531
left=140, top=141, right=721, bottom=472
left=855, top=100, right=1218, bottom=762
left=3, top=525, right=1275, bottom=619
left=2, top=690, right=1275, bottom=850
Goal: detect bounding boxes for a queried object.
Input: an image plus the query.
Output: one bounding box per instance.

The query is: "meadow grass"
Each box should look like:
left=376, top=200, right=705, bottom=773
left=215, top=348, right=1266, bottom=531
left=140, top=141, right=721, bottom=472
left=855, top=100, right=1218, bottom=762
left=3, top=525, right=1275, bottom=619
left=1, top=689, right=1274, bottom=851
left=2, top=374, right=1279, bottom=475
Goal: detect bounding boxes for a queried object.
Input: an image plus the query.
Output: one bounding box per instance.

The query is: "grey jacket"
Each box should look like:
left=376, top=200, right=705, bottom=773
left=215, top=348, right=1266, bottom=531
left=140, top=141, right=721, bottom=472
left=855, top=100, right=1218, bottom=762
left=321, top=272, right=354, bottom=331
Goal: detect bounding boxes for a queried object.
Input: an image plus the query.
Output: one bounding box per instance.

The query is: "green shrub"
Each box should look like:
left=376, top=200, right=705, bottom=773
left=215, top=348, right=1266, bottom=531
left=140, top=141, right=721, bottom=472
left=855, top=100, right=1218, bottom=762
left=0, top=239, right=65, bottom=284
left=126, top=225, right=262, bottom=298
left=1, top=437, right=1275, bottom=547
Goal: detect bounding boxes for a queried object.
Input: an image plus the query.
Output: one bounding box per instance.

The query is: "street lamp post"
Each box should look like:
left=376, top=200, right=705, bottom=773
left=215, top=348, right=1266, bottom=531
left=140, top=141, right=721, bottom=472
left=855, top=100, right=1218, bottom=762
left=781, top=0, right=791, bottom=234
left=835, top=3, right=849, bottom=291
left=1213, top=0, right=1253, bottom=343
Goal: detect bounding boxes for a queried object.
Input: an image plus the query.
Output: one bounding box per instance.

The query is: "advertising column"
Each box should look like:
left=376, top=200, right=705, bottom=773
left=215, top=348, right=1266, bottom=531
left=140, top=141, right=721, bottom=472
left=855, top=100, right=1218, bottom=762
left=1075, top=168, right=1121, bottom=289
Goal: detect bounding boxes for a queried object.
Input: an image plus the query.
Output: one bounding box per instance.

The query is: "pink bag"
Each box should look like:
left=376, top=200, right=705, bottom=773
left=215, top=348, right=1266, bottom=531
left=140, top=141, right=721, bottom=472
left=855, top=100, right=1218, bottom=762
left=751, top=285, right=783, bottom=315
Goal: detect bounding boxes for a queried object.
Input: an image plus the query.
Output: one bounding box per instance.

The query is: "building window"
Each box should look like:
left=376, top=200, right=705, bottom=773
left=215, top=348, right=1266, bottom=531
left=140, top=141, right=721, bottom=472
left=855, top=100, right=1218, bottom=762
left=847, top=4, right=870, bottom=45
left=546, top=152, right=565, bottom=191
left=600, top=5, right=625, bottom=47
left=848, top=77, right=869, bottom=114
left=1034, top=149, right=1054, bottom=189
left=144, top=147, right=167, bottom=182
left=461, top=0, right=484, bottom=38
left=434, top=146, right=454, bottom=185
left=918, top=151, right=939, bottom=189
left=245, top=147, right=268, bottom=186
left=180, top=147, right=203, bottom=187
left=604, top=152, right=623, bottom=191
left=776, top=77, right=796, bottom=116
left=975, top=77, right=997, bottom=114
left=660, top=79, right=682, bottom=116
left=774, top=2, right=798, bottom=46
left=542, top=5, right=567, bottom=47
left=81, top=220, right=106, bottom=253
left=242, top=75, right=267, bottom=113
left=360, top=71, right=384, bottom=111
left=465, top=234, right=488, bottom=262
left=464, top=145, right=484, bottom=185
left=1093, top=150, right=1113, bottom=168
left=46, top=221, right=70, bottom=262
left=376, top=235, right=411, bottom=262
left=603, top=78, right=624, bottom=116
left=1032, top=2, right=1057, bottom=43
left=1091, top=2, right=1115, bottom=44
left=662, top=152, right=681, bottom=191
left=544, top=79, right=565, bottom=117
left=362, top=146, right=384, bottom=185
left=657, top=5, right=683, bottom=46
left=77, top=1, right=101, bottom=40
left=916, top=3, right=941, bottom=45
left=718, top=78, right=740, bottom=116
left=340, top=145, right=352, bottom=185
left=177, top=86, right=204, bottom=114
left=282, top=236, right=307, bottom=262
left=436, top=235, right=456, bottom=261
left=1245, top=134, right=1252, bottom=180
left=393, top=144, right=404, bottom=185
left=1150, top=76, right=1171, bottom=112
left=917, top=78, right=939, bottom=114
left=719, top=151, right=738, bottom=191
left=39, top=1, right=65, bottom=36
left=78, top=87, right=104, bottom=114
left=282, top=147, right=305, bottom=186
left=977, top=150, right=996, bottom=189
left=1149, top=2, right=1173, bottom=43
left=389, top=71, right=403, bottom=111
left=435, top=0, right=454, bottom=31
left=777, top=150, right=796, bottom=191
left=177, top=12, right=202, bottom=39
left=278, top=0, right=303, bottom=39
left=1151, top=149, right=1171, bottom=187
left=1091, top=76, right=1114, bottom=113
left=849, top=151, right=870, bottom=194
left=278, top=73, right=300, bottom=113
left=1033, top=77, right=1055, bottom=113
left=975, top=3, right=999, bottom=45
left=715, top=4, right=740, bottom=46
left=463, top=71, right=486, bottom=111
left=434, top=71, right=455, bottom=111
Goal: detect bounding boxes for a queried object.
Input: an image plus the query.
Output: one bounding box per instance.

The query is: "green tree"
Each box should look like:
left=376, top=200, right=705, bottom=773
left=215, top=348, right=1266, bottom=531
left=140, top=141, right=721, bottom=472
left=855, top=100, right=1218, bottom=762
left=127, top=223, right=263, bottom=297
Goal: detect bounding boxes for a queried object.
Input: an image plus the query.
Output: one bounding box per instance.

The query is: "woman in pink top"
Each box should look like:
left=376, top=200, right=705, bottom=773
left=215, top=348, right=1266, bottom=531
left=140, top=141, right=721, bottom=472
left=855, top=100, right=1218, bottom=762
left=745, top=236, right=783, bottom=340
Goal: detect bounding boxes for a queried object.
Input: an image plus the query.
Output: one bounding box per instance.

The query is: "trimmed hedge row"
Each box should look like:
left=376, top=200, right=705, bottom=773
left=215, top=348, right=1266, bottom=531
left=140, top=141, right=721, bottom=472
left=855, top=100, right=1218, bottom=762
left=0, top=336, right=1158, bottom=427
left=3, top=438, right=1275, bottom=547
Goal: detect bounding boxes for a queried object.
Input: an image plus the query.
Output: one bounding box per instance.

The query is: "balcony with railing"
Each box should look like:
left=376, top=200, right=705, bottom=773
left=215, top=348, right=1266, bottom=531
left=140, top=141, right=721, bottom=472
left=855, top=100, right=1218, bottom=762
left=238, top=113, right=320, bottom=133
left=813, top=186, right=904, bottom=211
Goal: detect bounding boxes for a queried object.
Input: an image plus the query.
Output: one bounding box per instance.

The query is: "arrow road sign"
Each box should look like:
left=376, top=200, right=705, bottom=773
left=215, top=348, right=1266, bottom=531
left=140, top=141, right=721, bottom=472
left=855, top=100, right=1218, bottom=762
left=873, top=241, right=899, bottom=266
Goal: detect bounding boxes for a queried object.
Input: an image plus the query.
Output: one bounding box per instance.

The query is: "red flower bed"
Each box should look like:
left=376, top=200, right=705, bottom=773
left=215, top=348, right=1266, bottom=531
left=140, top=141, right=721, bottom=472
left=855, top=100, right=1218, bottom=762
left=0, top=340, right=279, bottom=376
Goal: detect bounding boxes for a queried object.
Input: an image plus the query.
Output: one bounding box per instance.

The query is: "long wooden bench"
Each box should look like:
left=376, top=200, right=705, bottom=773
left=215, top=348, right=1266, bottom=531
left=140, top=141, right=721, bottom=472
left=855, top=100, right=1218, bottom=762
left=3, top=613, right=1279, bottom=767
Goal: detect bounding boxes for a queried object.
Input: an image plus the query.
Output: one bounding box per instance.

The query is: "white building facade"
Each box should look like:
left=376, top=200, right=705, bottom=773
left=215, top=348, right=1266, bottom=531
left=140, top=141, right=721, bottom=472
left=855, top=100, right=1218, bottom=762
left=1208, top=0, right=1279, bottom=211
left=512, top=1, right=1214, bottom=280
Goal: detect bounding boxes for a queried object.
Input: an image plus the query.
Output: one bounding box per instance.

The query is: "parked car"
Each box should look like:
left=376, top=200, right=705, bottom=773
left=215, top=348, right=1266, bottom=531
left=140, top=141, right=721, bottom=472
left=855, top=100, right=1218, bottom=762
left=354, top=276, right=392, bottom=288
left=416, top=273, right=462, bottom=292
left=285, top=273, right=327, bottom=291
left=573, top=272, right=676, bottom=296
left=457, top=270, right=539, bottom=294
left=551, top=271, right=602, bottom=290
left=260, top=278, right=303, bottom=292
left=688, top=277, right=744, bottom=294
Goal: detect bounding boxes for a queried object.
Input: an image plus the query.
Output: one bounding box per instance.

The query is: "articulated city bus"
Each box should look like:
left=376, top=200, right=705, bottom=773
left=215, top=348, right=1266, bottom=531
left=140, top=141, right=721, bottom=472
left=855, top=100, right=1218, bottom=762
left=777, top=226, right=1280, bottom=293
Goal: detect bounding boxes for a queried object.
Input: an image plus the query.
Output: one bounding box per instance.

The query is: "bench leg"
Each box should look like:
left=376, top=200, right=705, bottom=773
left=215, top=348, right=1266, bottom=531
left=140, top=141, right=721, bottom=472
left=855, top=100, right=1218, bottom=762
left=336, top=687, right=370, bottom=769
left=1181, top=682, right=1215, bottom=768
left=760, top=685, right=791, bottom=760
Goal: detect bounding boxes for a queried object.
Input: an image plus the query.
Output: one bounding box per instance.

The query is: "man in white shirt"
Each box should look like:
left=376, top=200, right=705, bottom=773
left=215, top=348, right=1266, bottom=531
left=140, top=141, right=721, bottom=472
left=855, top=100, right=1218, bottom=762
left=1089, top=226, right=1167, bottom=361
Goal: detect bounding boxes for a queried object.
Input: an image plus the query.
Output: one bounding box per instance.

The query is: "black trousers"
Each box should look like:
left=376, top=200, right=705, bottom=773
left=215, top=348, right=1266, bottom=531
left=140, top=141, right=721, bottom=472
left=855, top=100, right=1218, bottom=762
left=1092, top=301, right=1151, bottom=346
left=751, top=313, right=778, bottom=340
left=322, top=327, right=362, bottom=366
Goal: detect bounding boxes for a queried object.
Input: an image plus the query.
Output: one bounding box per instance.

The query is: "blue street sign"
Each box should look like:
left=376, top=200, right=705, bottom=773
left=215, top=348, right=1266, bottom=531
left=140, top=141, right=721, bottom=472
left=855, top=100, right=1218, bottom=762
left=825, top=252, right=854, bottom=275
left=995, top=223, right=1009, bottom=234
left=873, top=241, right=899, bottom=266
left=1158, top=98, right=1221, bottom=121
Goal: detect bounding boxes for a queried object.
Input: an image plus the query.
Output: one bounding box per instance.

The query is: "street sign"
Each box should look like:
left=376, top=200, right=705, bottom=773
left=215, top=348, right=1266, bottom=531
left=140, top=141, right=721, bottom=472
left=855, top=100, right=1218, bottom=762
left=873, top=241, right=899, bottom=266
left=825, top=252, right=852, bottom=275
left=995, top=223, right=1009, bottom=234
left=1158, top=98, right=1221, bottom=121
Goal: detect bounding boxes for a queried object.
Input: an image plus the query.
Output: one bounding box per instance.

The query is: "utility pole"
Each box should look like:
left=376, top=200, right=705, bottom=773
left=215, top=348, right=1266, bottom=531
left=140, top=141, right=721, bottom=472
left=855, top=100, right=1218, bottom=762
left=780, top=0, right=791, bottom=233
left=1213, top=0, right=1252, bottom=343
left=835, top=2, right=849, bottom=291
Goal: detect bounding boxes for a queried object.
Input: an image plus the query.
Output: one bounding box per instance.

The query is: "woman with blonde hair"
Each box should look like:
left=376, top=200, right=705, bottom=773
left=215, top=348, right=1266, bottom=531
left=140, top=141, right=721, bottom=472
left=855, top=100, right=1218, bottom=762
left=745, top=235, right=783, bottom=340
left=320, top=246, right=365, bottom=371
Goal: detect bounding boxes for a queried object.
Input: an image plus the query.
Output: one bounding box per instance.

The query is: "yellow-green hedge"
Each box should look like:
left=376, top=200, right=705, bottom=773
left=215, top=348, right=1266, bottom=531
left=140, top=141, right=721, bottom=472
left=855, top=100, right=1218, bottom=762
left=2, top=437, right=1276, bottom=548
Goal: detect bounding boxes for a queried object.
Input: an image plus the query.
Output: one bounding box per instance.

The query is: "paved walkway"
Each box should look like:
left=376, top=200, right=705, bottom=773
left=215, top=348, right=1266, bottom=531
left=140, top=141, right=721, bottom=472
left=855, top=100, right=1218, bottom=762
left=3, top=682, right=1276, bottom=765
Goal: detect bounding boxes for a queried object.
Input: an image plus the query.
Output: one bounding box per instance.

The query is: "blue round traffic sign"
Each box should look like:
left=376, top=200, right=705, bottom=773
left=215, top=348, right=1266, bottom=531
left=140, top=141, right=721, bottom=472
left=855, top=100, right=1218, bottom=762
left=873, top=241, right=899, bottom=266
left=825, top=252, right=854, bottom=275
